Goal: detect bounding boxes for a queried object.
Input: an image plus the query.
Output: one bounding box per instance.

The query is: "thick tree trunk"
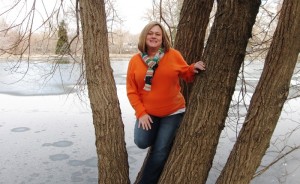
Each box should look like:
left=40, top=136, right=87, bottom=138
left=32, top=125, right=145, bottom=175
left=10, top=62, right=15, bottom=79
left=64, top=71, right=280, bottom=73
left=216, top=1, right=300, bottom=183
left=159, top=0, right=261, bottom=183
left=175, top=0, right=214, bottom=101
left=79, top=0, right=130, bottom=183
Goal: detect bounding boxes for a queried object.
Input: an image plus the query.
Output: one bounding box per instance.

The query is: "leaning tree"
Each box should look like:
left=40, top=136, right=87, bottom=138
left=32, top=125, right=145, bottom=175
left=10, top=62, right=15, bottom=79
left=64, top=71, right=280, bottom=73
left=79, top=0, right=130, bottom=183
left=216, top=0, right=300, bottom=183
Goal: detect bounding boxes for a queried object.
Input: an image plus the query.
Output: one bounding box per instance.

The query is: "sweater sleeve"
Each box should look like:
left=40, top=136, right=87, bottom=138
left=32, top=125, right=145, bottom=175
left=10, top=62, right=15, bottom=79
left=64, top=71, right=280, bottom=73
left=174, top=49, right=196, bottom=83
left=126, top=57, right=147, bottom=118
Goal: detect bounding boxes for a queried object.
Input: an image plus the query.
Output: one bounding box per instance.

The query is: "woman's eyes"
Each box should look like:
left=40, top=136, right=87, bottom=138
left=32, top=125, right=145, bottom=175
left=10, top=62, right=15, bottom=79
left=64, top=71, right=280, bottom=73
left=148, top=32, right=161, bottom=36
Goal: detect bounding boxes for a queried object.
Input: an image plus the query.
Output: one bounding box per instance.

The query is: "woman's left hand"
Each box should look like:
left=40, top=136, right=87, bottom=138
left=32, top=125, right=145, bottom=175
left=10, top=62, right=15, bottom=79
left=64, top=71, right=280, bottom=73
left=194, top=61, right=206, bottom=73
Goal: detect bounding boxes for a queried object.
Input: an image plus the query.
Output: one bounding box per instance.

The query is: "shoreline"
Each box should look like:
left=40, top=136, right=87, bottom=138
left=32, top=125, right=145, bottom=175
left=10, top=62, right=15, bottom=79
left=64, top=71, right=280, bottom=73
left=0, top=53, right=133, bottom=61
left=0, top=54, right=299, bottom=65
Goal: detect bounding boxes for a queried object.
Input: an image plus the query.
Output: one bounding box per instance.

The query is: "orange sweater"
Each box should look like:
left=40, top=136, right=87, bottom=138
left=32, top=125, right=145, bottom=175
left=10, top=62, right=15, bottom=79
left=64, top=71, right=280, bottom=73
left=126, top=48, right=195, bottom=118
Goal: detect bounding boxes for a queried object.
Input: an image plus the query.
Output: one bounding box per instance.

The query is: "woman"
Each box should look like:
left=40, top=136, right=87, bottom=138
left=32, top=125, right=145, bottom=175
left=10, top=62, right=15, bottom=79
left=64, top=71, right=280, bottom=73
left=126, top=21, right=206, bottom=184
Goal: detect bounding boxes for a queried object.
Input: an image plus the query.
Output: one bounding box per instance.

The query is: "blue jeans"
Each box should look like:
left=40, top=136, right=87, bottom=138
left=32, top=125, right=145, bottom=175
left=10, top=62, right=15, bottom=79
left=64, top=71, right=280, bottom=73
left=134, top=113, right=184, bottom=184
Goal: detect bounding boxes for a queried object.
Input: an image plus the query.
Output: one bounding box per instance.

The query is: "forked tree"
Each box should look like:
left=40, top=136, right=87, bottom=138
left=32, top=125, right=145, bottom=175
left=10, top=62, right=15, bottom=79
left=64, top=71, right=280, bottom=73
left=160, top=0, right=261, bottom=183
left=160, top=0, right=299, bottom=183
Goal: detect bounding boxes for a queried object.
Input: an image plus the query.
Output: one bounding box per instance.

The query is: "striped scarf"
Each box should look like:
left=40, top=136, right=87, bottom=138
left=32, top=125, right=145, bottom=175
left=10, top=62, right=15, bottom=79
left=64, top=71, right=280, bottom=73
left=141, top=48, right=165, bottom=91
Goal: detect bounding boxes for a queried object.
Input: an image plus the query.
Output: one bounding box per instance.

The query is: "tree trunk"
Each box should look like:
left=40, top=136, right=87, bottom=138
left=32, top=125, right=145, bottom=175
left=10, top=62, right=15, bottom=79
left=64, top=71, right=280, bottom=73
left=216, top=0, right=300, bottom=183
left=79, top=0, right=130, bottom=183
left=175, top=0, right=215, bottom=101
left=159, top=0, right=261, bottom=183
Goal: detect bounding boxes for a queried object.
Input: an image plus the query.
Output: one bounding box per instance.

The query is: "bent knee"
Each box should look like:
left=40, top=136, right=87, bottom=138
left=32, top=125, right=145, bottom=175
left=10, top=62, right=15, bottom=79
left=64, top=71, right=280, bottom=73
left=134, top=139, right=150, bottom=149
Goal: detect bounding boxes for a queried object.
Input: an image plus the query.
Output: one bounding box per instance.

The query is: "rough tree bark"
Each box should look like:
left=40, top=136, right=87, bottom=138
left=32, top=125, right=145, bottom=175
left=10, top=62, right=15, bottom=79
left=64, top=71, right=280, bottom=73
left=175, top=0, right=215, bottom=101
left=159, top=0, right=261, bottom=183
left=216, top=0, right=300, bottom=183
left=79, top=0, right=130, bottom=183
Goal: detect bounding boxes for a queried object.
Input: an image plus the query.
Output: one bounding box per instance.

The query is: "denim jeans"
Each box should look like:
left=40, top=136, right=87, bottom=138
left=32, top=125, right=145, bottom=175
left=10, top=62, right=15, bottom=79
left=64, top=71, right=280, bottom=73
left=134, top=113, right=184, bottom=184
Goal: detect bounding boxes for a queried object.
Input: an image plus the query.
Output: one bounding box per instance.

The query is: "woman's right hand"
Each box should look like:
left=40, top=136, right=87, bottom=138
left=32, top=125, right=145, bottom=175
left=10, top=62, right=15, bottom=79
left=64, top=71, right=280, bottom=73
left=138, top=114, right=153, bottom=130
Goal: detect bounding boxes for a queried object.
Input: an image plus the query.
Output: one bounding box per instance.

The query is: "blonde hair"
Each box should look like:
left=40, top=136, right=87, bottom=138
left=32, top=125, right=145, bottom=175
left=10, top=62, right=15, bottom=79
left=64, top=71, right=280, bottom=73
left=138, top=21, right=171, bottom=53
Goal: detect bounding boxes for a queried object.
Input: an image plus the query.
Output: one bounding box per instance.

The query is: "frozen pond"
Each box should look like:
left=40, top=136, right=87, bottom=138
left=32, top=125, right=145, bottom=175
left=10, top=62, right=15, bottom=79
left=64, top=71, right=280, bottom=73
left=0, top=58, right=299, bottom=184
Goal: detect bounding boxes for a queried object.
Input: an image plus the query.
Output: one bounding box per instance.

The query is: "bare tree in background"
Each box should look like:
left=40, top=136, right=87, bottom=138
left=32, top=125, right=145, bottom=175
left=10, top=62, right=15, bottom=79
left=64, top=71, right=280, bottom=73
left=143, top=0, right=183, bottom=44
left=0, top=0, right=66, bottom=56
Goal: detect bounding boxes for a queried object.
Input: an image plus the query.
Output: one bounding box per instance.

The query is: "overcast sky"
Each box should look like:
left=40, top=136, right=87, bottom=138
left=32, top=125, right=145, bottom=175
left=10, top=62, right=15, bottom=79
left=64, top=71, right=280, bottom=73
left=115, top=0, right=152, bottom=34
left=0, top=0, right=152, bottom=34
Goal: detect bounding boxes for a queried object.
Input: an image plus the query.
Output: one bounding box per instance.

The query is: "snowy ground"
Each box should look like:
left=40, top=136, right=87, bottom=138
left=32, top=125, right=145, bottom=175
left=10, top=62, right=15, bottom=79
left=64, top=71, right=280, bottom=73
left=0, top=85, right=146, bottom=184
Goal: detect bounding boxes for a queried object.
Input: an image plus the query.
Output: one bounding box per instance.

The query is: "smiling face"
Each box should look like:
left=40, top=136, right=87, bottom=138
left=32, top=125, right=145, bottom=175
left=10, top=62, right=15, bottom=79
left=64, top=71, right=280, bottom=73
left=146, top=25, right=163, bottom=53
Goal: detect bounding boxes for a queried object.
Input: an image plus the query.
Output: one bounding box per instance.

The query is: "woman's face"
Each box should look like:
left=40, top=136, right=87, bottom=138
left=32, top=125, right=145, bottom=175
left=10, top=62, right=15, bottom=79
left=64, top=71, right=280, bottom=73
left=146, top=25, right=163, bottom=51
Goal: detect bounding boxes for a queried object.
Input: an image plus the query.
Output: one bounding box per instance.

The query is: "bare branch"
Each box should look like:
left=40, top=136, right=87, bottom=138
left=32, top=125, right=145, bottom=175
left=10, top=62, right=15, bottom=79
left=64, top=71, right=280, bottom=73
left=254, top=145, right=300, bottom=178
